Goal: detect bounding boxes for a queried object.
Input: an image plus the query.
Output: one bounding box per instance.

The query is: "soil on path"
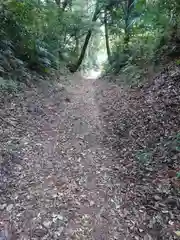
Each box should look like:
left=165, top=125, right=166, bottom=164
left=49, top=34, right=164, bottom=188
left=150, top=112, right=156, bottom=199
left=0, top=76, right=131, bottom=240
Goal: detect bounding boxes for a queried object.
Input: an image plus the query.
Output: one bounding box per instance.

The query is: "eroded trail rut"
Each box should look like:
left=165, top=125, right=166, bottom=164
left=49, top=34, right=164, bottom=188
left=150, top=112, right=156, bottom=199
left=0, top=77, right=128, bottom=240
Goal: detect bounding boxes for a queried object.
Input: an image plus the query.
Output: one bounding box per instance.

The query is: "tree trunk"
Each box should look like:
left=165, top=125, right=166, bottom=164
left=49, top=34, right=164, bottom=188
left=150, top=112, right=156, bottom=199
left=123, top=0, right=135, bottom=50
left=104, top=8, right=111, bottom=64
left=75, top=33, right=80, bottom=56
left=124, top=21, right=130, bottom=49
left=62, top=0, right=69, bottom=11
left=55, top=0, right=69, bottom=11
left=69, top=7, right=101, bottom=72
left=55, top=0, right=60, bottom=6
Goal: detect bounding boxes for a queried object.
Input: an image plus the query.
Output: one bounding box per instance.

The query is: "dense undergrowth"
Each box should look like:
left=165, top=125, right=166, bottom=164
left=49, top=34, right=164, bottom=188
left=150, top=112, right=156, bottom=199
left=1, top=0, right=180, bottom=89
left=0, top=0, right=102, bottom=90
left=102, top=0, right=180, bottom=87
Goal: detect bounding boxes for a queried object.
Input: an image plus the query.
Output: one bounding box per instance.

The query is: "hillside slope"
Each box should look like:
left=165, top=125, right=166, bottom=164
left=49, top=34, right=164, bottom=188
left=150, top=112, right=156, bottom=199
left=95, top=63, right=180, bottom=239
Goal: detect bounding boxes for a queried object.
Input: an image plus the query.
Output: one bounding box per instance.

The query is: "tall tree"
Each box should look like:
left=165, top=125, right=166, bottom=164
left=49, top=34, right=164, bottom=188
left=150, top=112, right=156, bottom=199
left=104, top=7, right=111, bottom=63
left=70, top=2, right=101, bottom=72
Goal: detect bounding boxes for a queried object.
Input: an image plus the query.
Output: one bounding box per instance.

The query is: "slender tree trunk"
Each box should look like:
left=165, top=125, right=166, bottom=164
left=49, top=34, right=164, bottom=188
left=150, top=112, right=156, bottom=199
left=124, top=0, right=134, bottom=50
left=62, top=0, right=69, bottom=11
left=55, top=0, right=69, bottom=11
left=124, top=14, right=130, bottom=49
left=75, top=33, right=80, bottom=56
left=69, top=7, right=101, bottom=72
left=104, top=8, right=111, bottom=64
left=124, top=20, right=130, bottom=48
left=55, top=0, right=60, bottom=6
left=55, top=0, right=70, bottom=50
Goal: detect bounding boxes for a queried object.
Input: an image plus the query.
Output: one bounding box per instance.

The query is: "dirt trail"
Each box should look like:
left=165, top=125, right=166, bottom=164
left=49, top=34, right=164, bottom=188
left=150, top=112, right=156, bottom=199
left=0, top=76, right=129, bottom=240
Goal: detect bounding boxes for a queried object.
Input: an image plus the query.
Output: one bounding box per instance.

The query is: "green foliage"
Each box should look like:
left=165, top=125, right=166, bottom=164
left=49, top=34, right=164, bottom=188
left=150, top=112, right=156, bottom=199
left=1, top=0, right=179, bottom=83
left=103, top=0, right=180, bottom=85
left=176, top=172, right=180, bottom=179
left=0, top=0, right=103, bottom=82
left=176, top=59, right=180, bottom=65
left=135, top=149, right=152, bottom=167
left=0, top=77, right=22, bottom=93
left=171, top=133, right=180, bottom=152
left=0, top=0, right=58, bottom=77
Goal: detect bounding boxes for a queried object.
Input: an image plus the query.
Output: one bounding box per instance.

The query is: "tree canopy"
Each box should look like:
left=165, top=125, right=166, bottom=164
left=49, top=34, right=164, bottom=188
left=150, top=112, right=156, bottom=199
left=0, top=0, right=180, bottom=81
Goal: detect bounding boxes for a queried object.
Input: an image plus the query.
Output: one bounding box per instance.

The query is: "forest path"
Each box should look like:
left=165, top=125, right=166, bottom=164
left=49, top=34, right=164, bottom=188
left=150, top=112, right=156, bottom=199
left=0, top=75, right=128, bottom=240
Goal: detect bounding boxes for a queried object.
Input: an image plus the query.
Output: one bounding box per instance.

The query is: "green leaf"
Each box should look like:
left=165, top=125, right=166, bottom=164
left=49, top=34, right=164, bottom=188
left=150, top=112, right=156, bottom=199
left=176, top=172, right=180, bottom=179
left=174, top=231, right=180, bottom=237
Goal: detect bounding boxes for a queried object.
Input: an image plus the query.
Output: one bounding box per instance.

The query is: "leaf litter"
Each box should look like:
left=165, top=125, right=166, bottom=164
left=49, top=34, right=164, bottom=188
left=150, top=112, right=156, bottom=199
left=95, top=63, right=180, bottom=239
left=0, top=66, right=180, bottom=239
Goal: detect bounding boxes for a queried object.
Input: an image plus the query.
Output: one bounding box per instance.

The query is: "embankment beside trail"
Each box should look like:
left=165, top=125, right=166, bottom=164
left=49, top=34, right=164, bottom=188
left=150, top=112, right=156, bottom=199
left=95, top=64, right=180, bottom=239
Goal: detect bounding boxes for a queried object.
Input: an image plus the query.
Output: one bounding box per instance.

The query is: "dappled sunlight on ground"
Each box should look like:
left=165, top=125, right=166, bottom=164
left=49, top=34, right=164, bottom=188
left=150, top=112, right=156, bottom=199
left=83, top=69, right=102, bottom=79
